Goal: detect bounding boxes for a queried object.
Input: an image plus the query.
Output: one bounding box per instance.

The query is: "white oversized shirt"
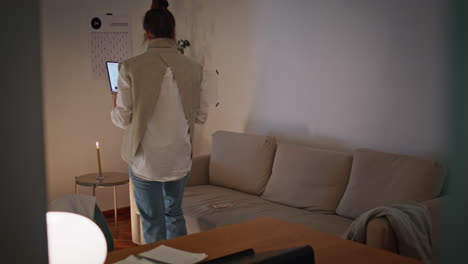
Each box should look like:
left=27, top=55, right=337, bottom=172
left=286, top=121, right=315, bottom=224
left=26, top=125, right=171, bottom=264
left=111, top=67, right=209, bottom=182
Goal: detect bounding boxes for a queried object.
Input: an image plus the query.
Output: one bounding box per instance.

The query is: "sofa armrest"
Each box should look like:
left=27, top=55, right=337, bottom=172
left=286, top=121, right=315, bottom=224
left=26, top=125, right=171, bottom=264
left=421, top=196, right=448, bottom=263
left=365, top=196, right=448, bottom=258
left=366, top=217, right=398, bottom=253
left=421, top=196, right=447, bottom=233
left=187, top=155, right=210, bottom=187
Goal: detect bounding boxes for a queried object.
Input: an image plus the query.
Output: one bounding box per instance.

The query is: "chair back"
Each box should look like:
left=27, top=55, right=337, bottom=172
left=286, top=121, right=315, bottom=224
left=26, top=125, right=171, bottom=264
left=49, top=194, right=114, bottom=251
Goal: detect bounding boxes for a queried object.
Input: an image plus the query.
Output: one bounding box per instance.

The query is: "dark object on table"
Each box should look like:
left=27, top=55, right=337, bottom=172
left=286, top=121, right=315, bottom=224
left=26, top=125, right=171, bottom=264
left=252, top=246, right=314, bottom=264
left=203, top=249, right=255, bottom=263
left=204, top=246, right=314, bottom=264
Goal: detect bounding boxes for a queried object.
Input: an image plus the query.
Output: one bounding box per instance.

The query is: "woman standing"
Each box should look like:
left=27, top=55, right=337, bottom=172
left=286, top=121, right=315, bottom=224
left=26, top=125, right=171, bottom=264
left=111, top=0, right=208, bottom=243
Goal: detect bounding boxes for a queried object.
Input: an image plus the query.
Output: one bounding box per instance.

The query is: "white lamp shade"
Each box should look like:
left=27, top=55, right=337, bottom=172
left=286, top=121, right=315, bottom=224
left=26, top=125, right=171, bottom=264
left=46, top=212, right=107, bottom=264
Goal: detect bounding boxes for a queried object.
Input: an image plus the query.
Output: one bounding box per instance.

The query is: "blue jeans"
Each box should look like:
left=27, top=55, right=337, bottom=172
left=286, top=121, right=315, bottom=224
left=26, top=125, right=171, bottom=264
left=130, top=168, right=188, bottom=243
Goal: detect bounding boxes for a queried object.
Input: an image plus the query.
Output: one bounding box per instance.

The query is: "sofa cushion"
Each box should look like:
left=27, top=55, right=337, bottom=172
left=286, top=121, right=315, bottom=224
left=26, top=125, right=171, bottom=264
left=262, top=144, right=353, bottom=213
left=183, top=185, right=352, bottom=237
left=209, top=131, right=277, bottom=195
left=336, top=149, right=444, bottom=219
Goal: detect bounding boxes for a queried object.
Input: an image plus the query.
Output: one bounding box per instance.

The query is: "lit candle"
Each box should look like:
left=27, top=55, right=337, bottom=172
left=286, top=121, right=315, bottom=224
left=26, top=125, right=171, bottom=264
left=96, top=141, right=103, bottom=176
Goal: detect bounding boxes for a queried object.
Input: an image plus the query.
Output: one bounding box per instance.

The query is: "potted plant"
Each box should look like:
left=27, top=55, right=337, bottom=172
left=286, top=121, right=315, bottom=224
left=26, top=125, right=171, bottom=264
left=177, top=39, right=191, bottom=55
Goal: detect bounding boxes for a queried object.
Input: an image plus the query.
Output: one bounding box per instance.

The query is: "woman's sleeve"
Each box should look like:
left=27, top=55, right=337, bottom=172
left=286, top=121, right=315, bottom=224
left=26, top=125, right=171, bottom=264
left=195, top=69, right=209, bottom=124
left=111, top=63, right=133, bottom=129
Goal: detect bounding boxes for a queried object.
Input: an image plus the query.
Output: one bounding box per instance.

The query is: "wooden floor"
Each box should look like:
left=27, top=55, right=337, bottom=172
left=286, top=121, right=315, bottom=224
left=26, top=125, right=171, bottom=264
left=103, top=207, right=138, bottom=251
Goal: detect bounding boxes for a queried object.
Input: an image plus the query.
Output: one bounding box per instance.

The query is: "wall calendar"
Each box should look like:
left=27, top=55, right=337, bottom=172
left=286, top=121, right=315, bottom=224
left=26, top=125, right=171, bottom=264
left=88, top=14, right=133, bottom=80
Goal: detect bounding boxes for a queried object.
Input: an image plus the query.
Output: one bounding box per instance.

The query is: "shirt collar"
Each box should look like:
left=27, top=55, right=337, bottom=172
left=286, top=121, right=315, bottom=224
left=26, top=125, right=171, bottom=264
left=147, top=38, right=177, bottom=49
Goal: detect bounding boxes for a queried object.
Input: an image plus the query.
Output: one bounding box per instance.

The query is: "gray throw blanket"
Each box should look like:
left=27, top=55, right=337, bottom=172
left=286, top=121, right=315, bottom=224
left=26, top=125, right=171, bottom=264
left=343, top=203, right=432, bottom=264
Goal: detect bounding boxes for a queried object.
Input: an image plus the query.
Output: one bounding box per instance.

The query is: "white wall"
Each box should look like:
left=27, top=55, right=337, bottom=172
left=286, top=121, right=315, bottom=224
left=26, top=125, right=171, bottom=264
left=41, top=0, right=151, bottom=210
left=173, top=0, right=448, bottom=159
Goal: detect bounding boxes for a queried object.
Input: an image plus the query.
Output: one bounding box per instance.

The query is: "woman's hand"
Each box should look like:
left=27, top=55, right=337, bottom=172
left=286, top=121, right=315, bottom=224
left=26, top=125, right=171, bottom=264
left=112, top=92, right=118, bottom=108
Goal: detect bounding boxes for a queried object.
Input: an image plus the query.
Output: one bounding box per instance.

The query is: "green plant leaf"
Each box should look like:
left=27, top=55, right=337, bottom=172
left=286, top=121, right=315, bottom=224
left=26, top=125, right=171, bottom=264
left=177, top=39, right=190, bottom=54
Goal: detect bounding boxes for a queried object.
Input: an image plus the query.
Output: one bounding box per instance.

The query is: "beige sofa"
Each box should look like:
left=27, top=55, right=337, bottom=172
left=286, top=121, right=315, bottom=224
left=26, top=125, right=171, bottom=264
left=130, top=131, right=445, bottom=260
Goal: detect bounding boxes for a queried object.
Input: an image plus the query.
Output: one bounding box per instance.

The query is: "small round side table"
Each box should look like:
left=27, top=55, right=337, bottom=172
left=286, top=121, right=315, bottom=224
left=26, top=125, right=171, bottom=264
left=75, top=172, right=129, bottom=236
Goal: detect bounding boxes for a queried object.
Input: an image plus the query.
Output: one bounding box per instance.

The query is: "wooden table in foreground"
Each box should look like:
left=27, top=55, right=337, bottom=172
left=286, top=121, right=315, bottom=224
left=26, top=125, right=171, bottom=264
left=106, top=217, right=421, bottom=264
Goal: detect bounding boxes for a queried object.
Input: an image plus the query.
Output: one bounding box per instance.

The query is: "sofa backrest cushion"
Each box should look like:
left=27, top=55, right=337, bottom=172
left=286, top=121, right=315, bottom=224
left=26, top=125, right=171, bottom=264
left=209, top=131, right=277, bottom=195
left=261, top=144, right=353, bottom=213
left=336, top=148, right=445, bottom=219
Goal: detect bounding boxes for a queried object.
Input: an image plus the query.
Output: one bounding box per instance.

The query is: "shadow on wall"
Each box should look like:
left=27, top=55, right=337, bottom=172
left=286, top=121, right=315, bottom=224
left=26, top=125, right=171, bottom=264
left=244, top=119, right=350, bottom=152
left=241, top=0, right=447, bottom=160
left=172, top=0, right=447, bottom=160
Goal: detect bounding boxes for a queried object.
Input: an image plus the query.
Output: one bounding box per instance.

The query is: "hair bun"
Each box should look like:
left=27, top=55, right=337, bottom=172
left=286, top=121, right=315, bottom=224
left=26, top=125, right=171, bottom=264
left=151, top=0, right=169, bottom=9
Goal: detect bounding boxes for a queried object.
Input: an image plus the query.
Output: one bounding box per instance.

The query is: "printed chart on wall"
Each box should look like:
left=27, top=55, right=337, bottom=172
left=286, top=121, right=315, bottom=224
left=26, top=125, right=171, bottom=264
left=88, top=14, right=133, bottom=80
